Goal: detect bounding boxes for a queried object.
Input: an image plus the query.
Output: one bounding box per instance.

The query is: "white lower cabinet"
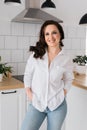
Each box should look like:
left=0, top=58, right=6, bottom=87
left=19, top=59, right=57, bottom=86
left=65, top=86, right=87, bottom=130
left=0, top=88, right=26, bottom=130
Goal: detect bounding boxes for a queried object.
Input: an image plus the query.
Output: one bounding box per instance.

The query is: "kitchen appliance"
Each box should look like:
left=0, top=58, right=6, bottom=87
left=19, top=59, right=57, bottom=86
left=12, top=0, right=63, bottom=23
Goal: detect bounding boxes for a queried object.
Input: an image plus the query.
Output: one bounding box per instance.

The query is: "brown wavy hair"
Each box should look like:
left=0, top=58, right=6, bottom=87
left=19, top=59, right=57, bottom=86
left=30, top=20, right=64, bottom=59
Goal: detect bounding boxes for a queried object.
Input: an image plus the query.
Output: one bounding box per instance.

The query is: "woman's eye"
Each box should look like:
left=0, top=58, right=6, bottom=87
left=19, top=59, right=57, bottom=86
left=52, top=31, right=57, bottom=34
left=45, top=33, right=49, bottom=36
left=45, top=31, right=58, bottom=36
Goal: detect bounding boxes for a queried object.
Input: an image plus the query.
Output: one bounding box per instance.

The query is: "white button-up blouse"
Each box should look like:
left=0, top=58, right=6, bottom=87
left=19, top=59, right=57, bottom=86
left=24, top=49, right=74, bottom=112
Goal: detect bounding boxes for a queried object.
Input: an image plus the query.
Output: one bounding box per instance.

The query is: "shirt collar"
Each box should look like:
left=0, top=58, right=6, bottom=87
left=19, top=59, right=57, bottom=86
left=58, top=48, right=65, bottom=56
left=43, top=48, right=65, bottom=60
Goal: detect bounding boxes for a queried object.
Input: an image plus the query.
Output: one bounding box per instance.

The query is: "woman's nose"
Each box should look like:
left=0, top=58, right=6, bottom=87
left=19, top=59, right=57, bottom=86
left=49, top=34, right=54, bottom=39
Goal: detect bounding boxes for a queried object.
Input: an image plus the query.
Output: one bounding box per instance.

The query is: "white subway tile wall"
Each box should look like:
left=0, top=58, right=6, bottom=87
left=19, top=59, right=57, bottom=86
left=0, top=36, right=4, bottom=49
left=0, top=21, right=86, bottom=75
left=11, top=22, right=23, bottom=36
left=5, top=36, right=18, bottom=49
left=23, top=23, right=36, bottom=36
left=0, top=21, right=11, bottom=35
left=11, top=50, right=24, bottom=63
left=0, top=50, right=11, bottom=62
left=17, top=36, right=30, bottom=49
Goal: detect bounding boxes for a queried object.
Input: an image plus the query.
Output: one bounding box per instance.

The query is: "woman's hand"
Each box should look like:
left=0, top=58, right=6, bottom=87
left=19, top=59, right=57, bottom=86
left=63, top=89, right=67, bottom=96
left=26, top=88, right=33, bottom=101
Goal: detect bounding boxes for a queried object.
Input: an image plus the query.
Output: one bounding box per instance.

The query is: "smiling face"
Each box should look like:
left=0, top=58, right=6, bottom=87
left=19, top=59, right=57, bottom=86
left=44, top=24, right=61, bottom=48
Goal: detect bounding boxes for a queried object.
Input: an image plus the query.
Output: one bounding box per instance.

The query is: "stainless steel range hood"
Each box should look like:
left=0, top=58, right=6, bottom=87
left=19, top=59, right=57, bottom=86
left=12, top=0, right=63, bottom=24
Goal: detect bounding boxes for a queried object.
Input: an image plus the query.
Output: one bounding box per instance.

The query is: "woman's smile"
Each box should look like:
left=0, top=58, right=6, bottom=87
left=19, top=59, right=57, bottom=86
left=44, top=24, right=61, bottom=48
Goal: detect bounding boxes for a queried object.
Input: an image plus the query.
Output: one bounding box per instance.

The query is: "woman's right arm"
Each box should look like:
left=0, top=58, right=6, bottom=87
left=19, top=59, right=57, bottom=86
left=24, top=53, right=34, bottom=101
left=25, top=87, right=32, bottom=101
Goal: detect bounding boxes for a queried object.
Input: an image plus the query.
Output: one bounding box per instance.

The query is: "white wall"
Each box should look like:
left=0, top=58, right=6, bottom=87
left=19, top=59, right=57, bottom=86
left=0, top=0, right=87, bottom=25
left=0, top=0, right=25, bottom=22
left=51, top=0, right=87, bottom=25
left=41, top=0, right=87, bottom=25
left=0, top=0, right=87, bottom=75
left=0, top=21, right=41, bottom=75
left=0, top=21, right=86, bottom=75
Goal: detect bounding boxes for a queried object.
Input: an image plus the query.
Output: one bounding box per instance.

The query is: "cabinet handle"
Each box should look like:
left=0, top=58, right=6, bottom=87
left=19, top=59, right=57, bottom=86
left=1, top=90, right=17, bottom=94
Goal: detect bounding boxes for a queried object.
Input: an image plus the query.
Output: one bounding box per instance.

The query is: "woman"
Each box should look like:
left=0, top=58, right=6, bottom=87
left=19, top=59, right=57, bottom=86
left=21, top=20, right=74, bottom=130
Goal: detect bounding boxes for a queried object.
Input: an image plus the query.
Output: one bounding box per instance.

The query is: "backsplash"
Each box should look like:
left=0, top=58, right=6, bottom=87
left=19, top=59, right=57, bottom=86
left=0, top=21, right=86, bottom=75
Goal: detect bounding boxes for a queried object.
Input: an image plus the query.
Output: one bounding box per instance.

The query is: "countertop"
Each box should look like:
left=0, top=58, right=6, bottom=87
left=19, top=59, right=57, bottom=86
left=0, top=77, right=24, bottom=90
left=72, top=73, right=87, bottom=90
left=0, top=73, right=87, bottom=91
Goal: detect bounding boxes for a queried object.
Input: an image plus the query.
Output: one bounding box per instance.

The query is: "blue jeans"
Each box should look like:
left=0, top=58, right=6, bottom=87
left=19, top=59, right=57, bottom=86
left=21, top=99, right=67, bottom=130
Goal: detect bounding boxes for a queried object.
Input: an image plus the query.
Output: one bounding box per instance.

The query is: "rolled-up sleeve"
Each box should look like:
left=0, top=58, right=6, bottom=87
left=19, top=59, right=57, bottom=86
left=24, top=54, right=34, bottom=88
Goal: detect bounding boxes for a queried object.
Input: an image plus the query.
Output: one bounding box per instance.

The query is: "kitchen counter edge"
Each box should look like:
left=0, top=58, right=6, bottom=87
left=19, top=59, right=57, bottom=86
left=0, top=77, right=24, bottom=90
left=0, top=74, right=87, bottom=91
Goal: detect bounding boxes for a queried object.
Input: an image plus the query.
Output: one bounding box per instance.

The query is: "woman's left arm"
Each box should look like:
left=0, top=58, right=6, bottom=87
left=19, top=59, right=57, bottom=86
left=63, top=58, right=74, bottom=94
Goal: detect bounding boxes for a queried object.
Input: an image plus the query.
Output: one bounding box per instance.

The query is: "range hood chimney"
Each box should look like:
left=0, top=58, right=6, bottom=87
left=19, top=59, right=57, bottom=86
left=12, top=0, right=63, bottom=24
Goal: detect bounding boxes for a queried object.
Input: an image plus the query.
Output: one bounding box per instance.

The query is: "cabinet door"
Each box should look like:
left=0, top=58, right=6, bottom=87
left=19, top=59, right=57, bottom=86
left=65, top=86, right=87, bottom=130
left=0, top=88, right=26, bottom=130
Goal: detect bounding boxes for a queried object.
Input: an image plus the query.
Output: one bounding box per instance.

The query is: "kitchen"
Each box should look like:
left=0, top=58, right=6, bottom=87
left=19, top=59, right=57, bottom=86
left=0, top=0, right=87, bottom=130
